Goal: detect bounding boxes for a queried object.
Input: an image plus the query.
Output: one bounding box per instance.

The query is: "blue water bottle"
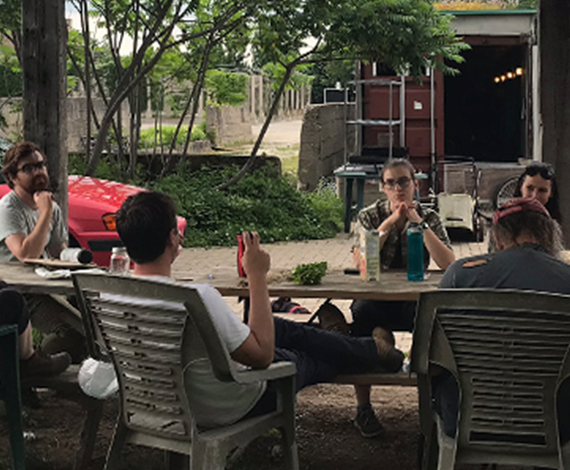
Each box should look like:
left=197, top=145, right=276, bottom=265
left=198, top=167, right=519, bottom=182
left=407, top=222, right=424, bottom=281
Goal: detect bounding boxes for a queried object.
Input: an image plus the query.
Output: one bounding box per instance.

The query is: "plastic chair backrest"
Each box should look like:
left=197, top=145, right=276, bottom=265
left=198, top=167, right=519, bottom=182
left=73, top=273, right=239, bottom=441
left=413, top=289, right=570, bottom=465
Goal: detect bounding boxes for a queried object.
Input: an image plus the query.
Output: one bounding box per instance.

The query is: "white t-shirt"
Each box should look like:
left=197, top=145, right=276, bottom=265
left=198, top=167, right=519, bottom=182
left=0, top=191, right=67, bottom=262
left=104, top=278, right=265, bottom=429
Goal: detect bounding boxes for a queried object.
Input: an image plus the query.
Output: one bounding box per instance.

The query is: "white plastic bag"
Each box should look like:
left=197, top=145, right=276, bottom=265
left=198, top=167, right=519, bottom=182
left=78, top=357, right=118, bottom=399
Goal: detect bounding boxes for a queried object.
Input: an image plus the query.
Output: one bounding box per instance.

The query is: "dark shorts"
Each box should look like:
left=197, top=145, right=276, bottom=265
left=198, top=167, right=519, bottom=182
left=350, top=299, right=417, bottom=336
left=0, top=281, right=30, bottom=335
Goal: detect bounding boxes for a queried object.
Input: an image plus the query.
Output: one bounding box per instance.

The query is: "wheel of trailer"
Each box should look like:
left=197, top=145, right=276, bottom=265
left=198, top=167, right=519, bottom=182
left=494, top=176, right=519, bottom=209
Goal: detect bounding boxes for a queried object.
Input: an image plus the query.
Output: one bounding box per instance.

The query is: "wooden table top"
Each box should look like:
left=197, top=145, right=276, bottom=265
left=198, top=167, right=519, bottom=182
left=1, top=262, right=444, bottom=302
left=0, top=262, right=77, bottom=296
left=178, top=269, right=443, bottom=302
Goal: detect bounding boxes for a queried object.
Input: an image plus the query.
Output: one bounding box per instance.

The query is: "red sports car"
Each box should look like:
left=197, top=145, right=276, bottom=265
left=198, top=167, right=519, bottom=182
left=0, top=175, right=187, bottom=267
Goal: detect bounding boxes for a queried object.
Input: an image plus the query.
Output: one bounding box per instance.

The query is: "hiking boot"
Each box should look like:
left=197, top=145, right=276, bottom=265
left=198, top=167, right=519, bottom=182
left=41, top=328, right=87, bottom=364
left=315, top=301, right=350, bottom=335
left=373, top=327, right=404, bottom=372
left=20, top=349, right=71, bottom=380
left=354, top=404, right=385, bottom=438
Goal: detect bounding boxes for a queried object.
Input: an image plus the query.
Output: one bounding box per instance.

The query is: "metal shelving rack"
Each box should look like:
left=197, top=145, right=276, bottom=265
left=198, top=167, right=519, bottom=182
left=343, top=74, right=406, bottom=164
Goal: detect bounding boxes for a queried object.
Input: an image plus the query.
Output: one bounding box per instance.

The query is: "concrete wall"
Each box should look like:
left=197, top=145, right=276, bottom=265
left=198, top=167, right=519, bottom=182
left=205, top=105, right=252, bottom=146
left=298, top=103, right=354, bottom=191
left=0, top=97, right=129, bottom=152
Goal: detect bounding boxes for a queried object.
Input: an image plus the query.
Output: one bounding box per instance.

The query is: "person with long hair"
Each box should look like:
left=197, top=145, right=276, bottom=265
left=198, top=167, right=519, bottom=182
left=513, top=161, right=561, bottom=222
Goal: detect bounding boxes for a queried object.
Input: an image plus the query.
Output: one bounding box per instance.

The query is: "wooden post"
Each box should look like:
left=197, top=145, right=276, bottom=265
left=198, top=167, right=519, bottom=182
left=22, top=0, right=68, bottom=223
left=540, top=0, right=570, bottom=244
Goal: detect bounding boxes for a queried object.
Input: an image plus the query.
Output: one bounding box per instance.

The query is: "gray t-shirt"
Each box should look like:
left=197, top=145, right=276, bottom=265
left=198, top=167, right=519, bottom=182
left=440, top=243, right=570, bottom=294
left=0, top=191, right=67, bottom=262
left=435, top=243, right=570, bottom=437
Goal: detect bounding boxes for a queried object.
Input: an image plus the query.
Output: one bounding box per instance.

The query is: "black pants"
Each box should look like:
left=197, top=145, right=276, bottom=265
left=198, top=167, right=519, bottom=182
left=0, top=281, right=30, bottom=335
left=245, top=316, right=381, bottom=417
left=350, top=299, right=417, bottom=336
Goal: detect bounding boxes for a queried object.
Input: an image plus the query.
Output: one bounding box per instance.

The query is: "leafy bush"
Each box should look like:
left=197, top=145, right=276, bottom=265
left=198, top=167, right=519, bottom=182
left=138, top=122, right=210, bottom=150
left=153, top=165, right=344, bottom=247
left=204, top=70, right=249, bottom=107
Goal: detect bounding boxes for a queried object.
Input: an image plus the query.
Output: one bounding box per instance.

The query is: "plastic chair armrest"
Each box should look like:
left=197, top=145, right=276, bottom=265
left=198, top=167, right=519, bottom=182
left=233, top=362, right=296, bottom=384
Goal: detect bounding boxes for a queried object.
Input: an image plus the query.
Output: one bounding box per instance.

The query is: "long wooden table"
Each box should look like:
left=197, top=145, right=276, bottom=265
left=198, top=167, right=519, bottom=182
left=1, top=262, right=444, bottom=302
left=180, top=269, right=443, bottom=302
left=2, top=262, right=431, bottom=388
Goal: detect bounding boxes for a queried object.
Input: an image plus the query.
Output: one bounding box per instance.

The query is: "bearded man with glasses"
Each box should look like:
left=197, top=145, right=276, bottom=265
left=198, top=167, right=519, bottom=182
left=0, top=141, right=85, bottom=374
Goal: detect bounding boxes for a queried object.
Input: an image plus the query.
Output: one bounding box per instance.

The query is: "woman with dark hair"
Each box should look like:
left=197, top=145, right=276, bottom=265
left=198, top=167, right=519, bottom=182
left=513, top=162, right=561, bottom=222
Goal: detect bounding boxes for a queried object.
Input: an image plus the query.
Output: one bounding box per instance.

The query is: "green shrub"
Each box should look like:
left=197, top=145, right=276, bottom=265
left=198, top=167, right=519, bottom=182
left=153, top=166, right=344, bottom=247
left=138, top=123, right=210, bottom=150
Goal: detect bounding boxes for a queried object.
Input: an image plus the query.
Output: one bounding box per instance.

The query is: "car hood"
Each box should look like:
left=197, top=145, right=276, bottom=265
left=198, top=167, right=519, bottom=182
left=68, top=175, right=145, bottom=212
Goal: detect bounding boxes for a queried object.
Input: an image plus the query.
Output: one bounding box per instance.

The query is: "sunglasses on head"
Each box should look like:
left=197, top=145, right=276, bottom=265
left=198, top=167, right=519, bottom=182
left=18, top=160, right=47, bottom=174
left=524, top=164, right=554, bottom=180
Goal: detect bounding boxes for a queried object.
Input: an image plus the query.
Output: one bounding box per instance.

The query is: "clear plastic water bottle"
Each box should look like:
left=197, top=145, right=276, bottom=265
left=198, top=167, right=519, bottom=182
left=110, top=247, right=130, bottom=274
left=407, top=222, right=424, bottom=282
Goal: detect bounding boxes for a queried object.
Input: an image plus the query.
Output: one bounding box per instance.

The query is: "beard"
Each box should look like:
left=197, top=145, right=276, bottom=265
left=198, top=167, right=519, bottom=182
left=27, top=174, right=50, bottom=194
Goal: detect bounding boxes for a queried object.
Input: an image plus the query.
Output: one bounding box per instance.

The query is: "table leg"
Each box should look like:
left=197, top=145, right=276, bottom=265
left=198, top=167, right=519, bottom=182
left=344, top=178, right=354, bottom=233
left=356, top=179, right=365, bottom=215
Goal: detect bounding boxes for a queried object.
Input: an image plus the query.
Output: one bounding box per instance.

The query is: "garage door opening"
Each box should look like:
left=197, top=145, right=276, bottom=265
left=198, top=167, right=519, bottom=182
left=444, top=43, right=527, bottom=162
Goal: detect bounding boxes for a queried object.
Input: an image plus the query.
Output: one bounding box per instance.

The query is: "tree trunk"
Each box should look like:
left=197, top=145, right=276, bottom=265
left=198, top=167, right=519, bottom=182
left=540, top=0, right=570, bottom=244
left=22, top=0, right=68, bottom=223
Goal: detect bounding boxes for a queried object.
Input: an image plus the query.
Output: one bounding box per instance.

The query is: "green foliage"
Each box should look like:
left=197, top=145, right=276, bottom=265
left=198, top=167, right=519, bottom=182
left=0, top=43, right=22, bottom=97
left=308, top=59, right=355, bottom=103
left=262, top=62, right=313, bottom=92
left=516, top=0, right=536, bottom=8
left=291, top=262, right=328, bottom=285
left=152, top=165, right=344, bottom=247
left=204, top=70, right=249, bottom=107
left=138, top=122, right=210, bottom=149
left=68, top=153, right=136, bottom=183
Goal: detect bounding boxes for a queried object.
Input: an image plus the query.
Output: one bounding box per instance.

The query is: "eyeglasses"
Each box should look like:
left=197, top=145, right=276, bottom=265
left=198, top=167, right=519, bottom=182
left=524, top=164, right=554, bottom=180
left=17, top=161, right=47, bottom=174
left=383, top=177, right=412, bottom=190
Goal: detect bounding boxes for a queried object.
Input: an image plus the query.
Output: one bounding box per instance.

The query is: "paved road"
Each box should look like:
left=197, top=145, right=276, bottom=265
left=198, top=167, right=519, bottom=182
left=251, top=119, right=302, bottom=146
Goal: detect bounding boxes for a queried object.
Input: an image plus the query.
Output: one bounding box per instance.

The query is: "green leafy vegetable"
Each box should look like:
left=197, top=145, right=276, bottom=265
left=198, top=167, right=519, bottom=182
left=291, top=262, right=328, bottom=285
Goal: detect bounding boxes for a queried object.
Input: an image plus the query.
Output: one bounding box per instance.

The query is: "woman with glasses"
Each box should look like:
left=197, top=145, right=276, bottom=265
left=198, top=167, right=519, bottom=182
left=347, top=158, right=455, bottom=437
left=513, top=162, right=561, bottom=222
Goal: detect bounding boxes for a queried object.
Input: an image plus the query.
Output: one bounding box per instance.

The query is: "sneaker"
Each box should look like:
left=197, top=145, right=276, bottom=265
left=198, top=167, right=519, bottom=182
left=373, top=327, right=404, bottom=372
left=315, top=301, right=350, bottom=335
left=354, top=405, right=385, bottom=438
left=20, top=349, right=71, bottom=379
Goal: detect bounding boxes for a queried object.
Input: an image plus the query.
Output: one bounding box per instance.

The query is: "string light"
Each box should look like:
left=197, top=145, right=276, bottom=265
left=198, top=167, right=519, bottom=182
left=493, top=68, right=524, bottom=83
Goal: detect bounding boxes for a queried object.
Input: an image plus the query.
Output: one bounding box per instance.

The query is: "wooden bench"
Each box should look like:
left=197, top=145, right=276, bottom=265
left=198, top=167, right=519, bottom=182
left=333, top=371, right=416, bottom=386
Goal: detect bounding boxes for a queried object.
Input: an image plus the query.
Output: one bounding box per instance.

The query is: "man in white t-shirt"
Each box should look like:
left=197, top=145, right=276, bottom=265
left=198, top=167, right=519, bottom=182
left=116, top=191, right=404, bottom=428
